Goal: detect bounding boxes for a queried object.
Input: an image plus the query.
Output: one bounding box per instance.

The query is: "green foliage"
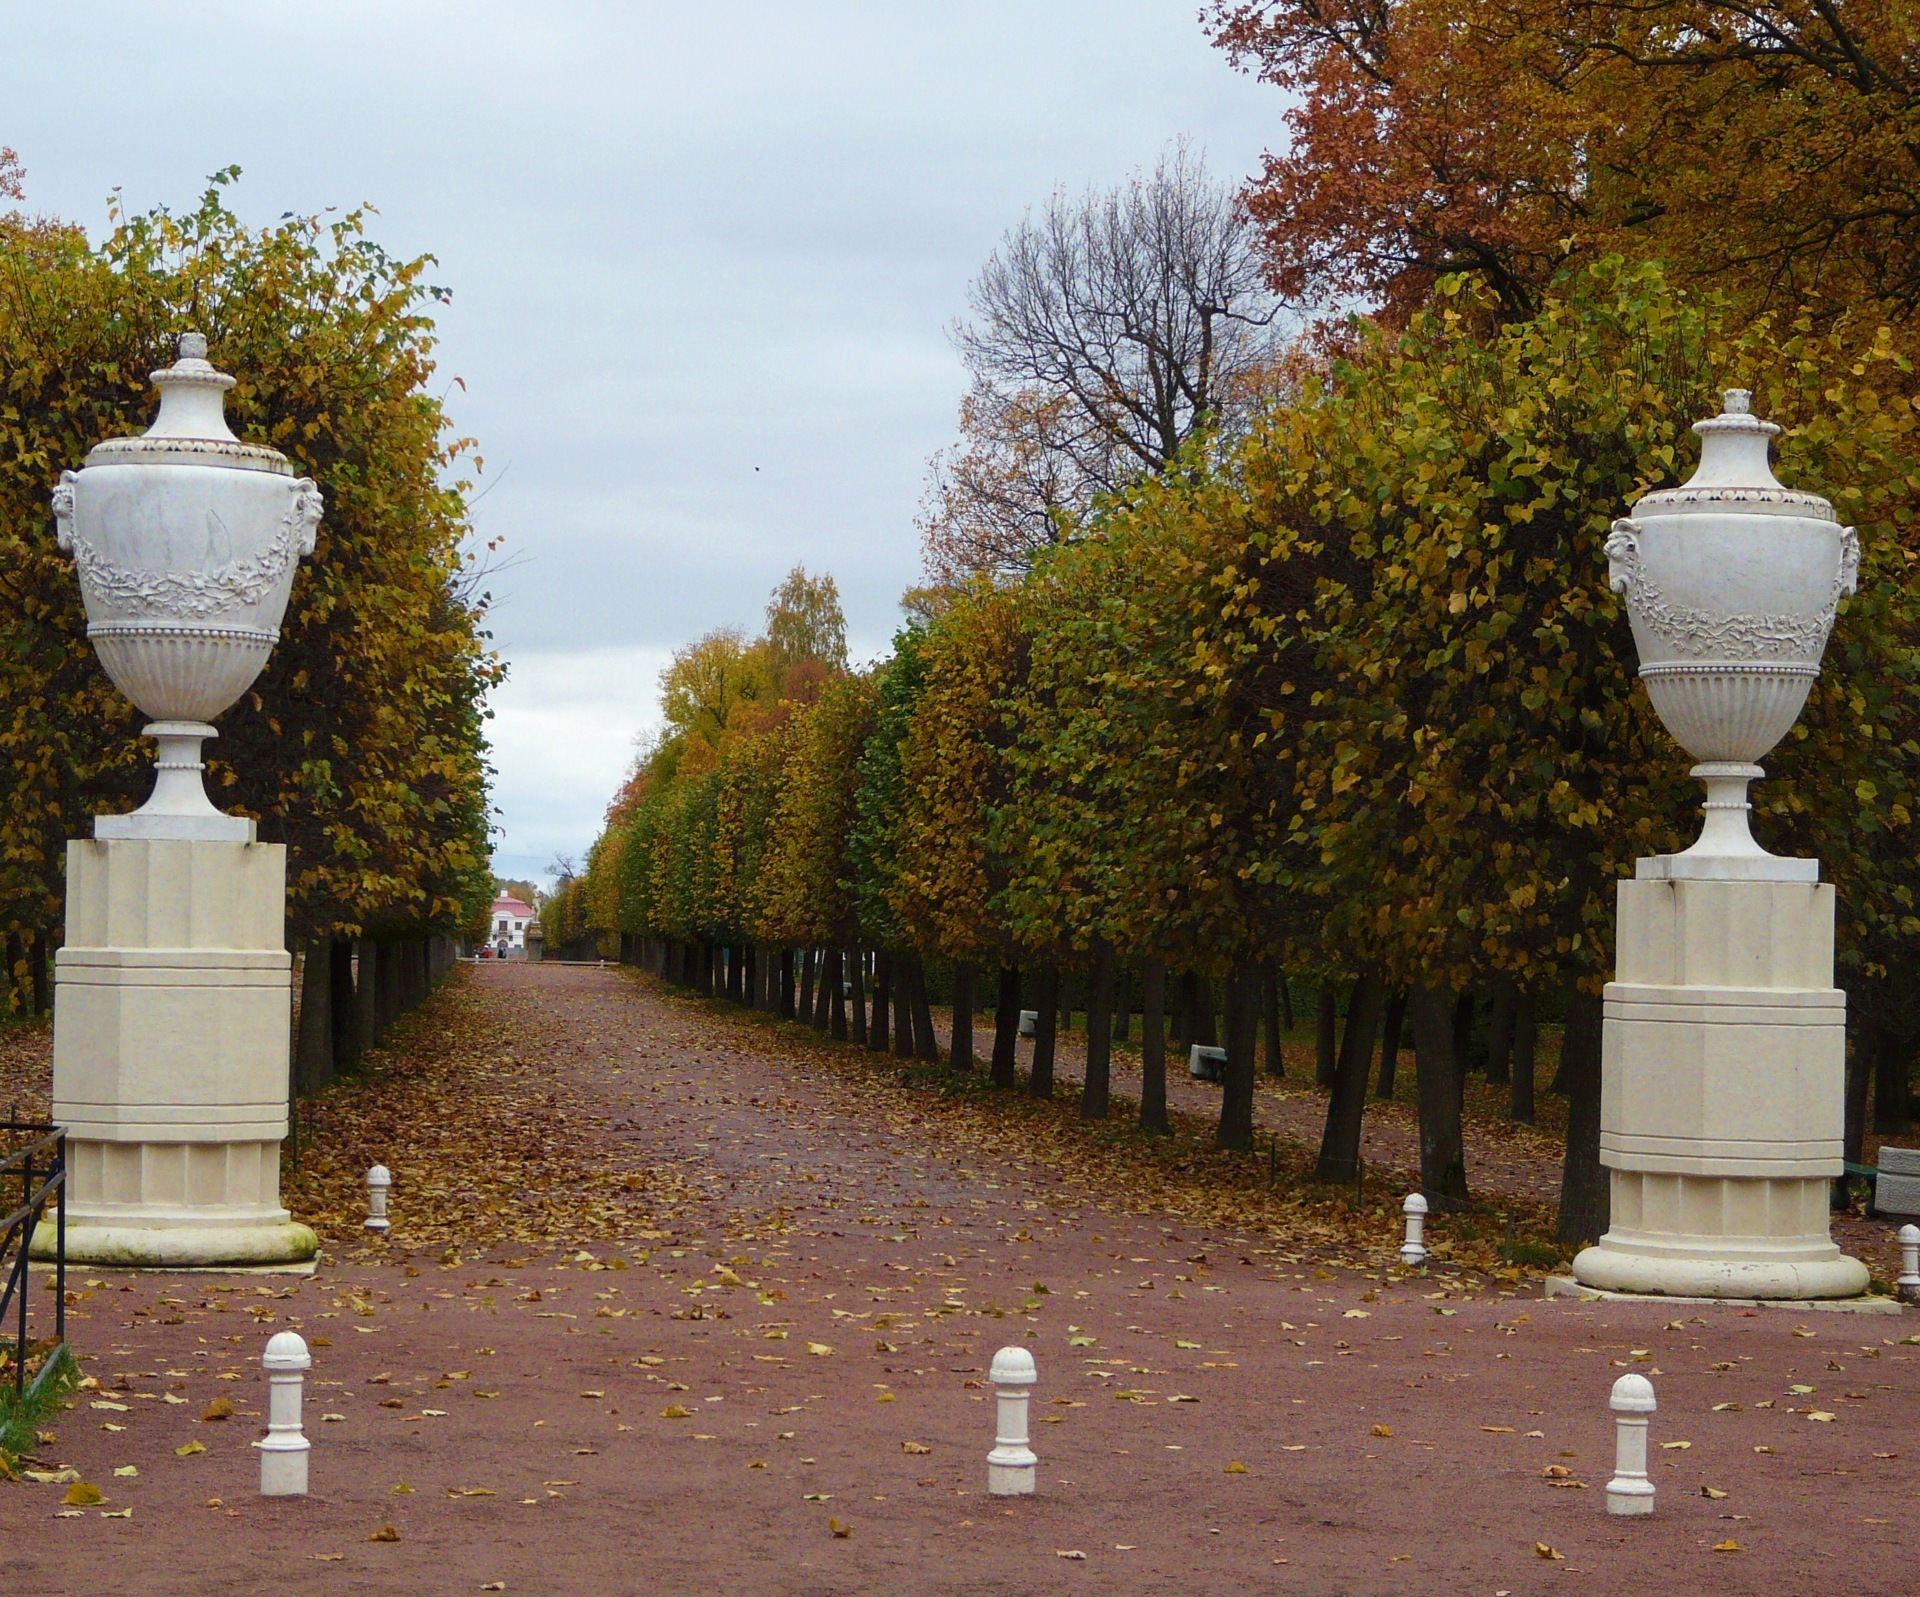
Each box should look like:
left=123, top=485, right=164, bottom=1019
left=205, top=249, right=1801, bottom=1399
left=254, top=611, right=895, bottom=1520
left=847, top=623, right=929, bottom=950
left=0, top=174, right=496, bottom=946
left=588, top=259, right=1920, bottom=1033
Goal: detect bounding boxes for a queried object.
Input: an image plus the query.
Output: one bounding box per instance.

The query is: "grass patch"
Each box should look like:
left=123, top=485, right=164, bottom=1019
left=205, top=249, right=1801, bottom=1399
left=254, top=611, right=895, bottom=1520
left=0, top=1340, right=78, bottom=1472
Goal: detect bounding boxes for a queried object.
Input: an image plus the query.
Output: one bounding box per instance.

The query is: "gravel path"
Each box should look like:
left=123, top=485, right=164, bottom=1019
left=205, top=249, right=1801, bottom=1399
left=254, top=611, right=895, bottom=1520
left=11, top=964, right=1918, bottom=1595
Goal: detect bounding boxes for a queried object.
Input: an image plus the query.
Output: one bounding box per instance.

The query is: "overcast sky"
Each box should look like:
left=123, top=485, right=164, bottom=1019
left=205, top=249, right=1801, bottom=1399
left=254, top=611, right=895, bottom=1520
left=3, top=2, right=1282, bottom=886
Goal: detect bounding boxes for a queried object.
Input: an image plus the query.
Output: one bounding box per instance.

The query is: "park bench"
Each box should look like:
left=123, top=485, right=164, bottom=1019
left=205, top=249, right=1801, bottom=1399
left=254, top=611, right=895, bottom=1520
left=1188, top=1044, right=1227, bottom=1083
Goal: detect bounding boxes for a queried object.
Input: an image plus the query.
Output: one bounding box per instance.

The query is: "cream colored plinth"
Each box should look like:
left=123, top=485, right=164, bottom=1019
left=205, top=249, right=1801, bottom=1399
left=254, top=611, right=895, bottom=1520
left=1573, top=876, right=1867, bottom=1299
left=31, top=838, right=317, bottom=1267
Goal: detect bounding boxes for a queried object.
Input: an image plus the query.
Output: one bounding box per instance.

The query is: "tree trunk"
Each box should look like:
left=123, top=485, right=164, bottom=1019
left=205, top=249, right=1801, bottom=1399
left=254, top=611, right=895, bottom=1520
left=907, top=954, right=939, bottom=1063
left=1375, top=989, right=1406, bottom=1099
left=868, top=951, right=892, bottom=1052
left=1029, top=966, right=1059, bottom=1098
left=1546, top=988, right=1575, bottom=1095
left=1452, top=988, right=1477, bottom=1083
left=294, top=942, right=333, bottom=1095
left=892, top=955, right=915, bottom=1057
left=1315, top=982, right=1339, bottom=1088
left=1484, top=977, right=1516, bottom=1086
left=1314, top=967, right=1385, bottom=1181
left=1510, top=989, right=1537, bottom=1124
left=1114, top=967, right=1131, bottom=1043
left=727, top=944, right=744, bottom=1003
left=354, top=939, right=378, bottom=1054
left=1278, top=973, right=1294, bottom=1032
left=779, top=948, right=796, bottom=1018
left=1409, top=986, right=1470, bottom=1210
left=1216, top=967, right=1259, bottom=1151
left=1139, top=957, right=1168, bottom=1134
left=1845, top=1016, right=1874, bottom=1169
left=1172, top=969, right=1192, bottom=1048
left=1081, top=947, right=1114, bottom=1122
left=1262, top=967, right=1285, bottom=1078
left=1873, top=1014, right=1911, bottom=1135
left=1194, top=974, right=1218, bottom=1047
left=816, top=947, right=838, bottom=1030
left=950, top=962, right=974, bottom=1072
left=377, top=941, right=402, bottom=1038
left=991, top=965, right=1020, bottom=1087
left=1556, top=989, right=1608, bottom=1247
left=798, top=948, right=816, bottom=1023
left=827, top=947, right=848, bottom=1039
left=329, top=939, right=358, bottom=1077
left=29, top=930, right=50, bottom=1016
left=4, top=930, right=21, bottom=1015
left=849, top=948, right=868, bottom=1045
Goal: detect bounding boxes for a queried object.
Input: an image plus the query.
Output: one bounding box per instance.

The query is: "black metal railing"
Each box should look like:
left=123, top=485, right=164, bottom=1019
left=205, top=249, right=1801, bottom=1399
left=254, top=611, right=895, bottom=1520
left=1, top=1116, right=66, bottom=1399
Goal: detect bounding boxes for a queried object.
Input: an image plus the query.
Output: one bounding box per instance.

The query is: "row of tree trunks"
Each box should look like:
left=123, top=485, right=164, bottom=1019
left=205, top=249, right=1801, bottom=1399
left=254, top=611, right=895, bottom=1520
left=295, top=935, right=453, bottom=1097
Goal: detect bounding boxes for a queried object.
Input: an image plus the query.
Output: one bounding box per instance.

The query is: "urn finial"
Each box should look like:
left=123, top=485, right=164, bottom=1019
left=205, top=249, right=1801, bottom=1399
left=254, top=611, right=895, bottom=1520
left=149, top=330, right=238, bottom=442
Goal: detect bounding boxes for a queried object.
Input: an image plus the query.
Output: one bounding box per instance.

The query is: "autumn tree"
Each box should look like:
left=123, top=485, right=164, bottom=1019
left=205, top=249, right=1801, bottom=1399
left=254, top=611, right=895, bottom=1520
left=1208, top=1, right=1920, bottom=331
left=923, top=141, right=1283, bottom=580
left=1224, top=259, right=1920, bottom=1231
left=764, top=563, right=849, bottom=676
left=0, top=173, right=497, bottom=976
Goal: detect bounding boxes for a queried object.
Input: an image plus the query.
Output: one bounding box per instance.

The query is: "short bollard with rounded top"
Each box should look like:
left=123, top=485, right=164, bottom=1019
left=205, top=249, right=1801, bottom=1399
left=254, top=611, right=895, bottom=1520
left=1605, top=1373, right=1657, bottom=1516
left=1897, top=1225, right=1920, bottom=1305
left=1400, top=1193, right=1429, bottom=1268
left=256, top=1331, right=311, bottom=1496
left=986, top=1345, right=1037, bottom=1497
left=364, top=1164, right=391, bottom=1232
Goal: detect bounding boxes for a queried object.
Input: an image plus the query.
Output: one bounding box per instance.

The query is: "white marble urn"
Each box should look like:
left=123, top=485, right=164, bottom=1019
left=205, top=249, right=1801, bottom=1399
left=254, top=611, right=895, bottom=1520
left=51, top=332, right=323, bottom=840
left=1605, top=390, right=1858, bottom=878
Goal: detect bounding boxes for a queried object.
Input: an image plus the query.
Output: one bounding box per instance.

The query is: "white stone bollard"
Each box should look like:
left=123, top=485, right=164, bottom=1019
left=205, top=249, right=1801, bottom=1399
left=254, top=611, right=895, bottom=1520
left=1017, top=1010, right=1038, bottom=1038
left=256, top=1331, right=312, bottom=1496
left=986, top=1345, right=1037, bottom=1497
left=1897, top=1224, right=1920, bottom=1304
left=364, top=1164, right=391, bottom=1231
left=1605, top=1373, right=1657, bottom=1516
left=1399, top=1192, right=1429, bottom=1267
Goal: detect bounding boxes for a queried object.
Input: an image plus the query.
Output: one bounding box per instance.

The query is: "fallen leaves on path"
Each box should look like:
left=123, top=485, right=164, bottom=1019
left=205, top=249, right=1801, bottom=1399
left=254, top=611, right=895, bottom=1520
left=278, top=970, right=697, bottom=1256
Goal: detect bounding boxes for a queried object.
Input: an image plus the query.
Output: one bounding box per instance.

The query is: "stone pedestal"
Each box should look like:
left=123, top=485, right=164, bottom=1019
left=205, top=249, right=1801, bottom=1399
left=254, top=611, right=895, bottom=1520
left=1572, top=875, right=1867, bottom=1299
left=33, top=836, right=318, bottom=1267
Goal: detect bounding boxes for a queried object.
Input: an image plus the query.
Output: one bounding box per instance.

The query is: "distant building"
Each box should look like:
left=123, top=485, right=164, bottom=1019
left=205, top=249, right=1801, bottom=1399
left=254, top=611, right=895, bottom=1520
left=490, top=892, right=536, bottom=951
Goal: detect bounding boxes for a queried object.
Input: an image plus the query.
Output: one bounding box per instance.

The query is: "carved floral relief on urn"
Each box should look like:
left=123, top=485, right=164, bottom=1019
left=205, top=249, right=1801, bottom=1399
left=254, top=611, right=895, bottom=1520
left=1605, top=389, right=1858, bottom=879
left=50, top=332, right=323, bottom=840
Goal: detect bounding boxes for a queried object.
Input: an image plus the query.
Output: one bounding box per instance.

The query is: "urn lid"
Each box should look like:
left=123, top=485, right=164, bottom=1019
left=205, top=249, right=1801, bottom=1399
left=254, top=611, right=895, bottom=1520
left=82, top=331, right=293, bottom=476
left=1630, top=390, right=1834, bottom=522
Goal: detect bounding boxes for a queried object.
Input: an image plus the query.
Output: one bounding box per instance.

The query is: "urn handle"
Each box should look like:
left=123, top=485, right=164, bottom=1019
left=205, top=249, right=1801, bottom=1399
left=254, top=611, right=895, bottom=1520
left=1838, top=526, right=1860, bottom=598
left=290, top=477, right=325, bottom=558
left=51, top=470, right=78, bottom=552
left=1605, top=517, right=1641, bottom=598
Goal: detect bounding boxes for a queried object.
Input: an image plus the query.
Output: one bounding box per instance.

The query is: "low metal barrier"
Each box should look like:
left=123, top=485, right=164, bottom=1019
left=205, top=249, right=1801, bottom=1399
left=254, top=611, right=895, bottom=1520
left=1, top=1116, right=67, bottom=1399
